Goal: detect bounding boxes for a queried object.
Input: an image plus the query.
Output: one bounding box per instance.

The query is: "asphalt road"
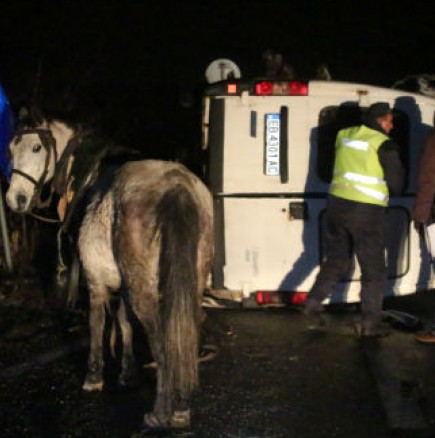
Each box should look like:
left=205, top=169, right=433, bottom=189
left=1, top=291, right=435, bottom=438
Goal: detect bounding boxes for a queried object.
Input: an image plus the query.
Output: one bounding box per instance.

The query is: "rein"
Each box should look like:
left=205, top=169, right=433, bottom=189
left=30, top=211, right=61, bottom=224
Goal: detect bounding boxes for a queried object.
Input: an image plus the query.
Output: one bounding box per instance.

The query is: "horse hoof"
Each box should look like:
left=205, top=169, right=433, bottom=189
left=143, top=360, right=157, bottom=369
left=143, top=413, right=163, bottom=428
left=140, top=411, right=191, bottom=435
left=118, top=370, right=138, bottom=388
left=139, top=423, right=170, bottom=436
left=170, top=410, right=191, bottom=429
left=82, top=380, right=103, bottom=391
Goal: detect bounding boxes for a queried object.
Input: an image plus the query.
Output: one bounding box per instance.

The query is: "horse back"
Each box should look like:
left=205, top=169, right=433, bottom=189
left=111, top=158, right=213, bottom=294
left=114, top=160, right=212, bottom=211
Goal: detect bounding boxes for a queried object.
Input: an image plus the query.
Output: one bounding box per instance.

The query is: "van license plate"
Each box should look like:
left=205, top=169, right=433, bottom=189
left=265, top=113, right=280, bottom=176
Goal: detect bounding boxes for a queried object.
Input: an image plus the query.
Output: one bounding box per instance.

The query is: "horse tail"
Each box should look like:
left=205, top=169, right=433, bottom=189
left=156, top=185, right=201, bottom=401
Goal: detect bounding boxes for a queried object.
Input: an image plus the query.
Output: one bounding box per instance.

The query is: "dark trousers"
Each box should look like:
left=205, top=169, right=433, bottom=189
left=308, top=195, right=388, bottom=331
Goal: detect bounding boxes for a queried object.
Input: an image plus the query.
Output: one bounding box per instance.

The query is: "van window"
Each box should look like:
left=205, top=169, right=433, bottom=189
left=317, top=106, right=410, bottom=186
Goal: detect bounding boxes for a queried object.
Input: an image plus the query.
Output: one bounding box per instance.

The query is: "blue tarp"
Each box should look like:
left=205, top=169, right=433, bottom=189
left=0, top=84, right=14, bottom=180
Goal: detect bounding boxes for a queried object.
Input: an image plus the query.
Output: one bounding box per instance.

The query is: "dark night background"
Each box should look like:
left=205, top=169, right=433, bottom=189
left=0, top=0, right=435, bottom=162
left=2, top=4, right=435, bottom=436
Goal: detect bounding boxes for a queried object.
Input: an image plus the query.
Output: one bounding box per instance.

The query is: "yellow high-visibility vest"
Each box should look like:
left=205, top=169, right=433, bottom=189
left=329, top=125, right=389, bottom=206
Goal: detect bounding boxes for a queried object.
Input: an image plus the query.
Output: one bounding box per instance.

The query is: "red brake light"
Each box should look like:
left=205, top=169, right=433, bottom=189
left=255, top=291, right=308, bottom=306
left=255, top=81, right=273, bottom=95
left=255, top=81, right=308, bottom=96
left=289, top=81, right=308, bottom=95
left=256, top=291, right=281, bottom=305
left=291, top=292, right=308, bottom=305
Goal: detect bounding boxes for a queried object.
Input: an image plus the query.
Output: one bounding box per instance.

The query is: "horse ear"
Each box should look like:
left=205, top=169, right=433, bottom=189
left=17, top=105, right=30, bottom=121
left=29, top=106, right=45, bottom=125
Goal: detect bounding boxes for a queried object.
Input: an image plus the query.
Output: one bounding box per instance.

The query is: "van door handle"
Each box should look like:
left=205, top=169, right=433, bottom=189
left=280, top=106, right=288, bottom=184
left=289, top=202, right=308, bottom=220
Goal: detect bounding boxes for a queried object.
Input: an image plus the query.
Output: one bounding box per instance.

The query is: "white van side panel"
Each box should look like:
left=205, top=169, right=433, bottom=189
left=221, top=196, right=435, bottom=302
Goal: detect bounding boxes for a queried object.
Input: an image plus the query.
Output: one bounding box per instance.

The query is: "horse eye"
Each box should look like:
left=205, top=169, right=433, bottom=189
left=32, top=144, right=42, bottom=153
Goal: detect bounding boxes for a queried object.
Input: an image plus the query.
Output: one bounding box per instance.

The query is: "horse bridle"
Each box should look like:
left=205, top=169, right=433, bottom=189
left=10, top=127, right=58, bottom=209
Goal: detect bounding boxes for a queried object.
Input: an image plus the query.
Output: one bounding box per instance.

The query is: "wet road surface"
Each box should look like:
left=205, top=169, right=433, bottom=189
left=1, top=291, right=435, bottom=438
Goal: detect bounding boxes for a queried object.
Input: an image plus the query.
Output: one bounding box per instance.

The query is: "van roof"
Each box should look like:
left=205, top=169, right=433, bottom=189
left=204, top=78, right=435, bottom=105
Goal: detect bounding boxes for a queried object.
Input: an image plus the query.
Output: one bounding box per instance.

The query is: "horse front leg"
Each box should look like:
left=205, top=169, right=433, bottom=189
left=117, top=298, right=137, bottom=387
left=82, top=285, right=106, bottom=392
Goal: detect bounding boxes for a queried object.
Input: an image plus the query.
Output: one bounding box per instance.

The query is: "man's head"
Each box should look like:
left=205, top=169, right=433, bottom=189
left=367, top=102, right=394, bottom=134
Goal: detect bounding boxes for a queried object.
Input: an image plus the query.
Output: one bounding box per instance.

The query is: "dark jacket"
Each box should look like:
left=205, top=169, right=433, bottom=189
left=365, top=120, right=405, bottom=197
left=413, top=129, right=435, bottom=225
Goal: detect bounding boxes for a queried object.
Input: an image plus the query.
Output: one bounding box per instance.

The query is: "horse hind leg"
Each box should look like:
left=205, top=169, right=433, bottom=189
left=143, top=331, right=171, bottom=428
left=82, top=284, right=107, bottom=392
left=142, top=331, right=192, bottom=430
left=124, top=281, right=187, bottom=429
left=117, top=298, right=138, bottom=387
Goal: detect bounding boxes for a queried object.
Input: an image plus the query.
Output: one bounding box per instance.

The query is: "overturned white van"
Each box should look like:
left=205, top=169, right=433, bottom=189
left=202, top=77, right=435, bottom=306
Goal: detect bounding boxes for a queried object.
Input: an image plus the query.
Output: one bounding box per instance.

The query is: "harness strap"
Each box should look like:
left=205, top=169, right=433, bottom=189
left=53, top=126, right=92, bottom=195
left=10, top=168, right=39, bottom=185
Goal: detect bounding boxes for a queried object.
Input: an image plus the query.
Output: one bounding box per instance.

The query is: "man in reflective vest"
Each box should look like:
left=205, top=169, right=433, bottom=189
left=304, top=102, right=405, bottom=338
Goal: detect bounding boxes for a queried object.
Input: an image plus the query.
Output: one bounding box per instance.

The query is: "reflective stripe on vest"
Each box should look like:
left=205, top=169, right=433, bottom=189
left=329, top=125, right=389, bottom=206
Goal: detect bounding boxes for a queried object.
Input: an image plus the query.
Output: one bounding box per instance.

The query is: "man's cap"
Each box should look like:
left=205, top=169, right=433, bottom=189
left=367, top=102, right=392, bottom=119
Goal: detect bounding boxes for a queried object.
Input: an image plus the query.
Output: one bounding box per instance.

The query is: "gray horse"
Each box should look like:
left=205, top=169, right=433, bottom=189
left=5, top=112, right=214, bottom=431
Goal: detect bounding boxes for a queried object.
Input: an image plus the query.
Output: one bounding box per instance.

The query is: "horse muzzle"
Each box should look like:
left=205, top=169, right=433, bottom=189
left=6, top=191, right=32, bottom=213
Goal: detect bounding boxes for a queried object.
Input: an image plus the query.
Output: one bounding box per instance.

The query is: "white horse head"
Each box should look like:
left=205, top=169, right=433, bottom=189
left=6, top=115, right=74, bottom=213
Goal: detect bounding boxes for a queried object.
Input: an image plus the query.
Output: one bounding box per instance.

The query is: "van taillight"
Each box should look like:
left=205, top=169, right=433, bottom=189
left=256, top=291, right=308, bottom=306
left=227, top=83, right=237, bottom=94
left=255, top=81, right=308, bottom=96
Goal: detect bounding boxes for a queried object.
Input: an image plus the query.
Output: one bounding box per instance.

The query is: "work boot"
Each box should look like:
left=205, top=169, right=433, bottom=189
left=359, top=322, right=390, bottom=339
left=360, top=327, right=390, bottom=339
left=303, top=298, right=327, bottom=331
left=303, top=297, right=325, bottom=315
left=415, top=331, right=435, bottom=344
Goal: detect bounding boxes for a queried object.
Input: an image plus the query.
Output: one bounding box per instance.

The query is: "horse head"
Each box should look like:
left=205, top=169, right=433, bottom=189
left=6, top=106, right=75, bottom=213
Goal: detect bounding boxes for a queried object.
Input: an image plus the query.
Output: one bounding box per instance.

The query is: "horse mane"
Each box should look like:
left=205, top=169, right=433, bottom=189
left=16, top=103, right=89, bottom=134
